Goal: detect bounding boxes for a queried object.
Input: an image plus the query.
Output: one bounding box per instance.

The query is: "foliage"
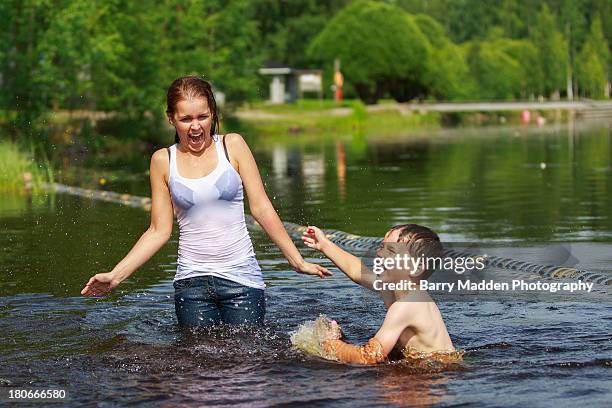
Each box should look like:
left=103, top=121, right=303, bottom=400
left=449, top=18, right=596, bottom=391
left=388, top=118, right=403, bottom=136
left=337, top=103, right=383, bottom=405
left=529, top=4, right=568, bottom=97
left=1, top=0, right=611, bottom=127
left=0, top=0, right=261, bottom=127
left=0, top=140, right=52, bottom=192
left=491, top=38, right=541, bottom=98
left=576, top=15, right=610, bottom=98
left=308, top=0, right=430, bottom=103
left=414, top=14, right=472, bottom=100
left=465, top=41, right=522, bottom=100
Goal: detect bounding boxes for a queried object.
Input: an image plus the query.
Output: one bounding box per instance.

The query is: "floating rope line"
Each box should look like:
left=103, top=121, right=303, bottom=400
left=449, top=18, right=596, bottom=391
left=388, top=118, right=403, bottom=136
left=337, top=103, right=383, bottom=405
left=43, top=182, right=153, bottom=211
left=41, top=182, right=611, bottom=286
left=279, top=221, right=612, bottom=286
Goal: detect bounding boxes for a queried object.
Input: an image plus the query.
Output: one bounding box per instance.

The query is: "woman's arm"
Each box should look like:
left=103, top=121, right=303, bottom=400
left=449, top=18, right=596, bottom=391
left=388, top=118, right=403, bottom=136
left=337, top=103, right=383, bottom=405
left=225, top=133, right=331, bottom=279
left=81, top=149, right=174, bottom=296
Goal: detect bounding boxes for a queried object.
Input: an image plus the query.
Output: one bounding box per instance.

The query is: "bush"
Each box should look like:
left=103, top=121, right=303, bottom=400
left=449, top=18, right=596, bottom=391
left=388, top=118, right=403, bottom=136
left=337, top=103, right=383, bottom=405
left=308, top=0, right=430, bottom=104
left=466, top=42, right=522, bottom=100
left=414, top=15, right=473, bottom=100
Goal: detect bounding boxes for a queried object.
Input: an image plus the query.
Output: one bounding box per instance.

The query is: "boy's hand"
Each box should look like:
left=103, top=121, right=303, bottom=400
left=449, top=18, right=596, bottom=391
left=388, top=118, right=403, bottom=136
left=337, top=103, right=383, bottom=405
left=316, top=318, right=343, bottom=343
left=301, top=225, right=330, bottom=252
left=329, top=320, right=344, bottom=340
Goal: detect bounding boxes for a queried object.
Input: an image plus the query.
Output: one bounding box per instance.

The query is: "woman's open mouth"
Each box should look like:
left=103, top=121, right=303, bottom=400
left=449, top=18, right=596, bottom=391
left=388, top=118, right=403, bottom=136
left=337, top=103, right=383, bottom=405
left=188, top=132, right=204, bottom=147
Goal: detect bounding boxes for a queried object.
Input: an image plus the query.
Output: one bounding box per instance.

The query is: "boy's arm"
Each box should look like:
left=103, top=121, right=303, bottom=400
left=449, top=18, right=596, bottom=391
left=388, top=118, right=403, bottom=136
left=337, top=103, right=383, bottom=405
left=320, top=240, right=364, bottom=284
left=323, top=302, right=412, bottom=365
left=302, top=226, right=364, bottom=284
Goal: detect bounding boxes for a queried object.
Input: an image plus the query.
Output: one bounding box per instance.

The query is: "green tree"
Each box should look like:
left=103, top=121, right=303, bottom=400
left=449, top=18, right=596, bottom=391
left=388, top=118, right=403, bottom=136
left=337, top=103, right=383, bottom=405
left=584, top=14, right=610, bottom=76
left=1, top=0, right=263, bottom=125
left=397, top=0, right=514, bottom=43
left=496, top=0, right=525, bottom=39
left=576, top=14, right=610, bottom=98
left=414, top=14, right=472, bottom=100
left=530, top=4, right=568, bottom=98
left=308, top=0, right=430, bottom=103
left=553, top=0, right=589, bottom=99
left=492, top=38, right=541, bottom=98
left=591, top=0, right=612, bottom=60
left=161, top=0, right=261, bottom=103
left=252, top=0, right=349, bottom=68
left=104, top=0, right=165, bottom=118
left=0, top=0, right=55, bottom=126
left=465, top=41, right=522, bottom=100
left=34, top=0, right=128, bottom=112
left=208, top=0, right=262, bottom=102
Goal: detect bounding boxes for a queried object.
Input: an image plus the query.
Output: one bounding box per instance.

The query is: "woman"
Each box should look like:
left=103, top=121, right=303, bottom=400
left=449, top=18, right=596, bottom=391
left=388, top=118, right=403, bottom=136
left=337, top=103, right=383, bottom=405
left=81, top=76, right=331, bottom=326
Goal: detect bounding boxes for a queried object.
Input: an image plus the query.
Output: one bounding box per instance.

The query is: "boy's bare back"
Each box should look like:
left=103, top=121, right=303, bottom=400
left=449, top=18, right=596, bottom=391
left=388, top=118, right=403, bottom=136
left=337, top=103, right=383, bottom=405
left=381, top=295, right=455, bottom=355
left=302, top=224, right=457, bottom=365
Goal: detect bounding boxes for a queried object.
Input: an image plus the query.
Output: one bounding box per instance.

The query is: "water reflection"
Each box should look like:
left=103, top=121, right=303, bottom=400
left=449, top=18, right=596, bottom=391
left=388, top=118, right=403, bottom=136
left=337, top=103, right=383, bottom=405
left=301, top=153, right=325, bottom=199
left=256, top=123, right=612, bottom=241
left=271, top=145, right=287, bottom=179
left=336, top=141, right=347, bottom=200
left=377, top=369, right=449, bottom=407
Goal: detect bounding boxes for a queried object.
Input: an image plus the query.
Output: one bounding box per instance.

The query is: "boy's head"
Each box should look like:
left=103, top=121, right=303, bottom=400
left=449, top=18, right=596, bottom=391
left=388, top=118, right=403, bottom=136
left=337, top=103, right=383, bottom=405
left=377, top=224, right=443, bottom=281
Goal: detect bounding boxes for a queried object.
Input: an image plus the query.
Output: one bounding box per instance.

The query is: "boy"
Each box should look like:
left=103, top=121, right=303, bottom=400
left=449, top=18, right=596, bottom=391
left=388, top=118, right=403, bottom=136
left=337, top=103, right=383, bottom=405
left=301, top=224, right=456, bottom=365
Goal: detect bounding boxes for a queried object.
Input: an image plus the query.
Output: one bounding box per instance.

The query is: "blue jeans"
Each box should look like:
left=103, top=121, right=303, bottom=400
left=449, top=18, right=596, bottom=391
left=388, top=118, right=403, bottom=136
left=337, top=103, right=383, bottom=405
left=173, top=275, right=265, bottom=326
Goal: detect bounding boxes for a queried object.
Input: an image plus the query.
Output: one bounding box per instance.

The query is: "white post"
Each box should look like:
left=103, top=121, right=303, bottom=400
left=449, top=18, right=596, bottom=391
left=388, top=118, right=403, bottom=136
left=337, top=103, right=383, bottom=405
left=270, top=75, right=285, bottom=104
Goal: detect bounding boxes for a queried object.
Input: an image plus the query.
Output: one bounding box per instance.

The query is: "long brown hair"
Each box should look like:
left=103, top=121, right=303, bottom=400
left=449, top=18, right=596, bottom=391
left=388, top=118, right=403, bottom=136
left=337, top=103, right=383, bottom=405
left=166, top=76, right=220, bottom=144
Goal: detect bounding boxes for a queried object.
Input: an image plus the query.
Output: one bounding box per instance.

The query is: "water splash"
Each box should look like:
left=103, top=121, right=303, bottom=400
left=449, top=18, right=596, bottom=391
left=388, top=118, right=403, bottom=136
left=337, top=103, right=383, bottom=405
left=290, top=314, right=339, bottom=361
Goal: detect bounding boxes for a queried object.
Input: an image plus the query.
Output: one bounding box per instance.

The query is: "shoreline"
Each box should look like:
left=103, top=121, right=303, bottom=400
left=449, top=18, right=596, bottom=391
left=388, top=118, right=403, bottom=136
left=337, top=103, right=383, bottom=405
left=232, top=101, right=612, bottom=138
left=236, top=99, right=612, bottom=118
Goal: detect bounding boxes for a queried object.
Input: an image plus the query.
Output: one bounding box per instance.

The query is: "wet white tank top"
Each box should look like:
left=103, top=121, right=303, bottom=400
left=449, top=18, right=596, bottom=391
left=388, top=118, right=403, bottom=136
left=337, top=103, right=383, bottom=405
left=168, top=135, right=264, bottom=289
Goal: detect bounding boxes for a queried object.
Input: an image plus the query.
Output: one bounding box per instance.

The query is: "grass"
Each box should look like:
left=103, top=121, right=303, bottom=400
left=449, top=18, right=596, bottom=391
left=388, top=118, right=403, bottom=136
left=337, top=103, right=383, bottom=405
left=234, top=100, right=581, bottom=139
left=246, top=98, right=359, bottom=113
left=233, top=101, right=442, bottom=138
left=0, top=140, right=53, bottom=192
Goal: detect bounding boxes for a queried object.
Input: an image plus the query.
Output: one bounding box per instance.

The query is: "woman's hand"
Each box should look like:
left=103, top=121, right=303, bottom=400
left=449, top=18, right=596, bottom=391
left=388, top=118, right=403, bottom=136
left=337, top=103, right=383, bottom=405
left=299, top=226, right=333, bottom=278
left=301, top=226, right=330, bottom=252
left=81, top=272, right=120, bottom=297
left=294, top=260, right=333, bottom=279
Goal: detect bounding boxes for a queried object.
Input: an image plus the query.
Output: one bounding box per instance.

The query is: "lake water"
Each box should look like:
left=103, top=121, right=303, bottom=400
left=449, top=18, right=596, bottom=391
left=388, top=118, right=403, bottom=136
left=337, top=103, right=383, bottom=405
left=1, top=121, right=611, bottom=406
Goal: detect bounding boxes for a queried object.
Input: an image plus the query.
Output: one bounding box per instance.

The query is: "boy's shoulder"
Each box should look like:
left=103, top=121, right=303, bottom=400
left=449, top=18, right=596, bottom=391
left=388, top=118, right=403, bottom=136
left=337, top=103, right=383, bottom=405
left=385, top=295, right=437, bottom=325
left=385, top=300, right=417, bottom=324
